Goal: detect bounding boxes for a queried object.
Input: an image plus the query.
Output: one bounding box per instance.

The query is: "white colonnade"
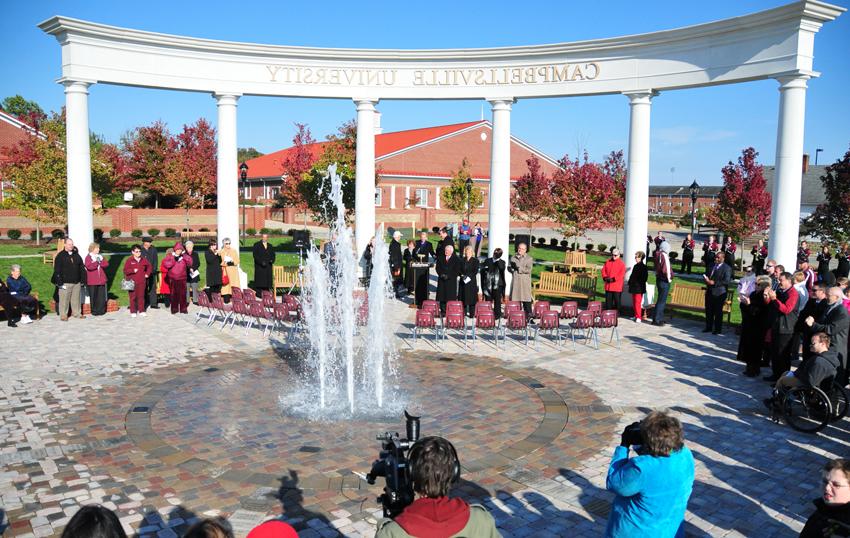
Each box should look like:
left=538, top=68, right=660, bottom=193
left=215, top=93, right=240, bottom=247
left=622, top=92, right=654, bottom=271
left=354, top=99, right=378, bottom=259
left=64, top=80, right=94, bottom=247
left=487, top=99, right=513, bottom=259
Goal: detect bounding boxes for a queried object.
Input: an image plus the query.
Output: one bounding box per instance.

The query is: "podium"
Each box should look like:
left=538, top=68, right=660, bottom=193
left=411, top=262, right=431, bottom=307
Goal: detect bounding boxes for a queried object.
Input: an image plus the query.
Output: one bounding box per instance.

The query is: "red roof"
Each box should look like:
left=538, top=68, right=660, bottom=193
left=244, top=120, right=485, bottom=179
left=0, top=110, right=38, bottom=164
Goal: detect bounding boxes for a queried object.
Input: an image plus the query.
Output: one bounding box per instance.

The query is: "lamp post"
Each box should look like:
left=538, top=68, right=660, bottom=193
left=465, top=177, right=473, bottom=224
left=240, top=162, right=248, bottom=245
left=815, top=148, right=824, bottom=165
left=689, top=180, right=700, bottom=236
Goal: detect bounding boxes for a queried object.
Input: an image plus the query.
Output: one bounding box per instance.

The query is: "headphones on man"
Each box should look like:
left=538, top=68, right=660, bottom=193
left=405, top=436, right=461, bottom=486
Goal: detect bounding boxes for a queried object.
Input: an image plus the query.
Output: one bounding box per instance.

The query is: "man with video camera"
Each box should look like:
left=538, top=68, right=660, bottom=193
left=376, top=436, right=500, bottom=538
left=606, top=411, right=694, bottom=538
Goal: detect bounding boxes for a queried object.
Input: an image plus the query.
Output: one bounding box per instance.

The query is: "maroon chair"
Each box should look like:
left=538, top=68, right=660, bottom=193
left=281, top=295, right=303, bottom=339
left=226, top=296, right=249, bottom=330
left=532, top=300, right=551, bottom=319
left=472, top=310, right=498, bottom=348
left=261, top=290, right=276, bottom=311
left=245, top=300, right=273, bottom=336
left=242, top=288, right=258, bottom=304
left=559, top=301, right=579, bottom=321
left=504, top=302, right=523, bottom=318
left=195, top=291, right=213, bottom=325
left=474, top=301, right=494, bottom=316
left=534, top=310, right=561, bottom=350
left=446, top=300, right=464, bottom=314
left=421, top=299, right=442, bottom=330
left=443, top=310, right=467, bottom=346
left=209, top=293, right=233, bottom=329
left=569, top=311, right=598, bottom=350
left=355, top=298, right=370, bottom=327
left=231, top=287, right=243, bottom=302
left=412, top=309, right=440, bottom=347
left=595, top=309, right=620, bottom=347
left=587, top=301, right=603, bottom=316
left=502, top=311, right=529, bottom=347
left=272, top=303, right=292, bottom=337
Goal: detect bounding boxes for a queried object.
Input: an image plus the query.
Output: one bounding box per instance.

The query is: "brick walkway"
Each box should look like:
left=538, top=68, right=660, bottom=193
left=1, top=298, right=846, bottom=537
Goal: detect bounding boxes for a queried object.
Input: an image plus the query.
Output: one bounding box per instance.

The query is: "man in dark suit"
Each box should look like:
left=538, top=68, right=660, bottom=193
left=436, top=227, right=455, bottom=259
left=389, top=230, right=404, bottom=299
left=141, top=237, right=159, bottom=309
left=252, top=233, right=276, bottom=292
left=796, top=284, right=828, bottom=362
left=414, top=231, right=435, bottom=261
left=703, top=252, right=732, bottom=335
left=805, top=286, right=850, bottom=383
left=436, top=244, right=462, bottom=315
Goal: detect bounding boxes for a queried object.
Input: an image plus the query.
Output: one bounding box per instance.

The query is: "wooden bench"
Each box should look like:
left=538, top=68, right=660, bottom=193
left=180, top=231, right=218, bottom=243
left=273, top=266, right=300, bottom=296
left=666, top=283, right=733, bottom=322
left=533, top=271, right=596, bottom=301
left=42, top=239, right=65, bottom=265
left=551, top=250, right=597, bottom=276
left=0, top=292, right=40, bottom=319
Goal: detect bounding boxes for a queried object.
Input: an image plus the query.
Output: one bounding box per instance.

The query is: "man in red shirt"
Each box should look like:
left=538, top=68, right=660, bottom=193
left=602, top=248, right=627, bottom=313
left=764, top=271, right=800, bottom=381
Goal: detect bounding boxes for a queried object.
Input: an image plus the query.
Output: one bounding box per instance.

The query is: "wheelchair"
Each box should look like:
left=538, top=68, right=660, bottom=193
left=772, top=376, right=850, bottom=433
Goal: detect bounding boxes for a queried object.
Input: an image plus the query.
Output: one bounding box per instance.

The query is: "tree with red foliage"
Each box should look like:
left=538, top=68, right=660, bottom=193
left=162, top=118, right=217, bottom=209
left=551, top=152, right=622, bottom=246
left=805, top=146, right=850, bottom=244
left=706, top=147, right=771, bottom=268
left=275, top=123, right=317, bottom=209
left=120, top=121, right=174, bottom=208
left=512, top=155, right=554, bottom=239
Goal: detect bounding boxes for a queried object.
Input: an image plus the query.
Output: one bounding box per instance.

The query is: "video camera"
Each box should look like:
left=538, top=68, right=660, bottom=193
left=365, top=410, right=421, bottom=518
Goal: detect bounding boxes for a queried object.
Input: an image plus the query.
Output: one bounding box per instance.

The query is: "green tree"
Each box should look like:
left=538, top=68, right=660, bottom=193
left=1, top=95, right=46, bottom=125
left=441, top=157, right=483, bottom=221
left=237, top=147, right=263, bottom=162
left=804, top=146, right=850, bottom=244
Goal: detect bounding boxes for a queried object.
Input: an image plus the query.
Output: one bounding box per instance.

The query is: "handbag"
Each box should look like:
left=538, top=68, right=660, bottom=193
left=221, top=267, right=230, bottom=285
left=121, top=278, right=135, bottom=291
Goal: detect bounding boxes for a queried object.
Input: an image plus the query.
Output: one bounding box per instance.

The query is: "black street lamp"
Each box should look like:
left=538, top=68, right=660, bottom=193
left=815, top=148, right=824, bottom=165
left=689, top=180, right=700, bottom=236
left=240, top=162, right=248, bottom=244
left=465, top=177, right=473, bottom=224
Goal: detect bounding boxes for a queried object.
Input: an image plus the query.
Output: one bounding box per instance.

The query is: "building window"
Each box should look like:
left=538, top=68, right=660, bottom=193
left=270, top=187, right=280, bottom=199
left=415, top=188, right=429, bottom=208
left=375, top=187, right=382, bottom=207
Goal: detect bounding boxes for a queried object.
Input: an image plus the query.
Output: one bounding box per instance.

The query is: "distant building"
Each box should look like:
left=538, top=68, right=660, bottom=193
left=0, top=110, right=40, bottom=203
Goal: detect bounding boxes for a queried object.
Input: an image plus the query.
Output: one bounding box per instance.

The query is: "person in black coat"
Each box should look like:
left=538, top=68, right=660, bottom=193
left=414, top=231, right=436, bottom=261
left=252, top=234, right=276, bottom=292
left=703, top=252, right=733, bottom=335
left=627, top=251, right=649, bottom=322
left=800, top=459, right=850, bottom=538
left=817, top=246, right=832, bottom=283
left=436, top=244, right=462, bottom=315
left=403, top=240, right=417, bottom=294
left=389, top=231, right=404, bottom=299
left=805, top=286, right=850, bottom=383
left=53, top=239, right=85, bottom=320
left=204, top=241, right=223, bottom=299
left=141, top=237, right=159, bottom=309
left=436, top=227, right=454, bottom=258
left=459, top=245, right=479, bottom=317
left=835, top=243, right=850, bottom=280
left=363, top=237, right=375, bottom=283
left=737, top=276, right=772, bottom=376
left=481, top=248, right=507, bottom=319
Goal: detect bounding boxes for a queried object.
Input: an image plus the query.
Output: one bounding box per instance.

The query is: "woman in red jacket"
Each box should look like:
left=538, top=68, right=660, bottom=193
left=602, top=248, right=627, bottom=313
left=123, top=244, right=152, bottom=317
left=163, top=242, right=192, bottom=315
left=84, top=242, right=109, bottom=316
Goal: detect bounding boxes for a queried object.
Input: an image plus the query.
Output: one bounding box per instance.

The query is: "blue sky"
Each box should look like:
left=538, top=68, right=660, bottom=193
left=1, top=0, right=848, bottom=185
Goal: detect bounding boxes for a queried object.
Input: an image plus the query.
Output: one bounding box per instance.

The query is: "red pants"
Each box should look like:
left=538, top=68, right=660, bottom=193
left=170, top=279, right=188, bottom=314
left=128, top=286, right=145, bottom=313
left=632, top=294, right=644, bottom=320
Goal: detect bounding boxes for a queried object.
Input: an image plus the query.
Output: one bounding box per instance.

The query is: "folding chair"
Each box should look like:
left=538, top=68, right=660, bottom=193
left=595, top=309, right=620, bottom=347
left=472, top=310, right=498, bottom=348
left=534, top=310, right=561, bottom=350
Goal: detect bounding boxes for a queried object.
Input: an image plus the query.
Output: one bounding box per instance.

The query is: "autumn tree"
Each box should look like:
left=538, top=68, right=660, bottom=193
left=275, top=123, right=318, bottom=210
left=161, top=119, right=217, bottom=212
left=706, top=147, right=771, bottom=268
left=120, top=121, right=174, bottom=208
left=299, top=120, right=360, bottom=225
left=511, top=155, right=554, bottom=239
left=551, top=152, right=620, bottom=247
left=804, top=146, right=850, bottom=244
left=237, top=147, right=263, bottom=163
left=602, top=150, right=627, bottom=248
left=1, top=95, right=46, bottom=127
left=441, top=157, right=484, bottom=221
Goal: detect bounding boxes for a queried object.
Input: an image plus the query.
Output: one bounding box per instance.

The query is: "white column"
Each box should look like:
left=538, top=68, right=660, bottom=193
left=436, top=187, right=441, bottom=209
left=64, top=81, right=94, bottom=246
left=389, top=185, right=396, bottom=209
left=487, top=99, right=513, bottom=258
left=215, top=93, right=240, bottom=246
left=768, top=75, right=809, bottom=271
left=623, top=91, right=654, bottom=271
left=354, top=99, right=378, bottom=259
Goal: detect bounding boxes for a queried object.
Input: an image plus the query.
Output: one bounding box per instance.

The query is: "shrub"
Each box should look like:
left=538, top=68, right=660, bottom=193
left=164, top=228, right=177, bottom=238
left=550, top=238, right=559, bottom=248
left=131, top=229, right=143, bottom=238
left=432, top=226, right=440, bottom=234
left=571, top=242, right=578, bottom=251
left=260, top=227, right=272, bottom=236
left=199, top=227, right=210, bottom=232
left=597, top=243, right=607, bottom=253
left=147, top=228, right=160, bottom=237
left=246, top=228, right=257, bottom=236
left=51, top=229, right=65, bottom=239
left=29, top=230, right=38, bottom=240
left=7, top=229, right=21, bottom=240
left=109, top=228, right=121, bottom=238
left=537, top=237, right=547, bottom=246
left=93, top=228, right=104, bottom=241
left=530, top=235, right=536, bottom=243
left=287, top=228, right=297, bottom=236
left=560, top=239, right=569, bottom=250
left=585, top=242, right=594, bottom=251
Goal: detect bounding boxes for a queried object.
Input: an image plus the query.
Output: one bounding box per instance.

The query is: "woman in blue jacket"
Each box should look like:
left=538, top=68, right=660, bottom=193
left=605, top=411, right=695, bottom=537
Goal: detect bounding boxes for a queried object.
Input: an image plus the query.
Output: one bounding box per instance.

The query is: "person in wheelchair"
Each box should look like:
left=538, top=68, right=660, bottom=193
left=764, top=332, right=841, bottom=409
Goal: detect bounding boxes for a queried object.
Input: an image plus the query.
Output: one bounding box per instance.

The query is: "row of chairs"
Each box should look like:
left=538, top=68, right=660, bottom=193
left=195, top=288, right=303, bottom=338
left=413, top=299, right=619, bottom=350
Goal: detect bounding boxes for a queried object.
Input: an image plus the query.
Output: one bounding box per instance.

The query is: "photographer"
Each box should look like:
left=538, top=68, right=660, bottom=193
left=606, top=411, right=694, bottom=538
left=376, top=436, right=500, bottom=538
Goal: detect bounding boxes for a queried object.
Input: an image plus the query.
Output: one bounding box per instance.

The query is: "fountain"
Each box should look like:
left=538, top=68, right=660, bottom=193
left=279, top=164, right=403, bottom=419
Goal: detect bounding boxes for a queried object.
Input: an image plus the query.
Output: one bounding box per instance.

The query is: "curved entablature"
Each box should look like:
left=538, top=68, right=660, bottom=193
left=39, top=1, right=843, bottom=100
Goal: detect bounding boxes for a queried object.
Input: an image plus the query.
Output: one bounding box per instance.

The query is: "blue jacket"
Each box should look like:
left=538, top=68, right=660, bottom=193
left=6, top=275, right=32, bottom=296
left=604, top=445, right=694, bottom=538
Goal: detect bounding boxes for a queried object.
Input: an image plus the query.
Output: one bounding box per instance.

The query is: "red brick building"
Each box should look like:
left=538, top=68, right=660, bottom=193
left=0, top=110, right=40, bottom=203
left=241, top=120, right=561, bottom=228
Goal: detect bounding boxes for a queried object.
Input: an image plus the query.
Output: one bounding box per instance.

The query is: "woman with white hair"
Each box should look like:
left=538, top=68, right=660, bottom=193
left=6, top=263, right=38, bottom=324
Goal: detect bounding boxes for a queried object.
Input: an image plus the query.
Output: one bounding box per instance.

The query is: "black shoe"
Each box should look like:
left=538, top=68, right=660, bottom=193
left=763, top=375, right=779, bottom=382
left=7, top=321, right=17, bottom=328
left=712, top=331, right=722, bottom=335
left=702, top=328, right=712, bottom=333
left=743, top=370, right=759, bottom=377
left=150, top=306, right=160, bottom=309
